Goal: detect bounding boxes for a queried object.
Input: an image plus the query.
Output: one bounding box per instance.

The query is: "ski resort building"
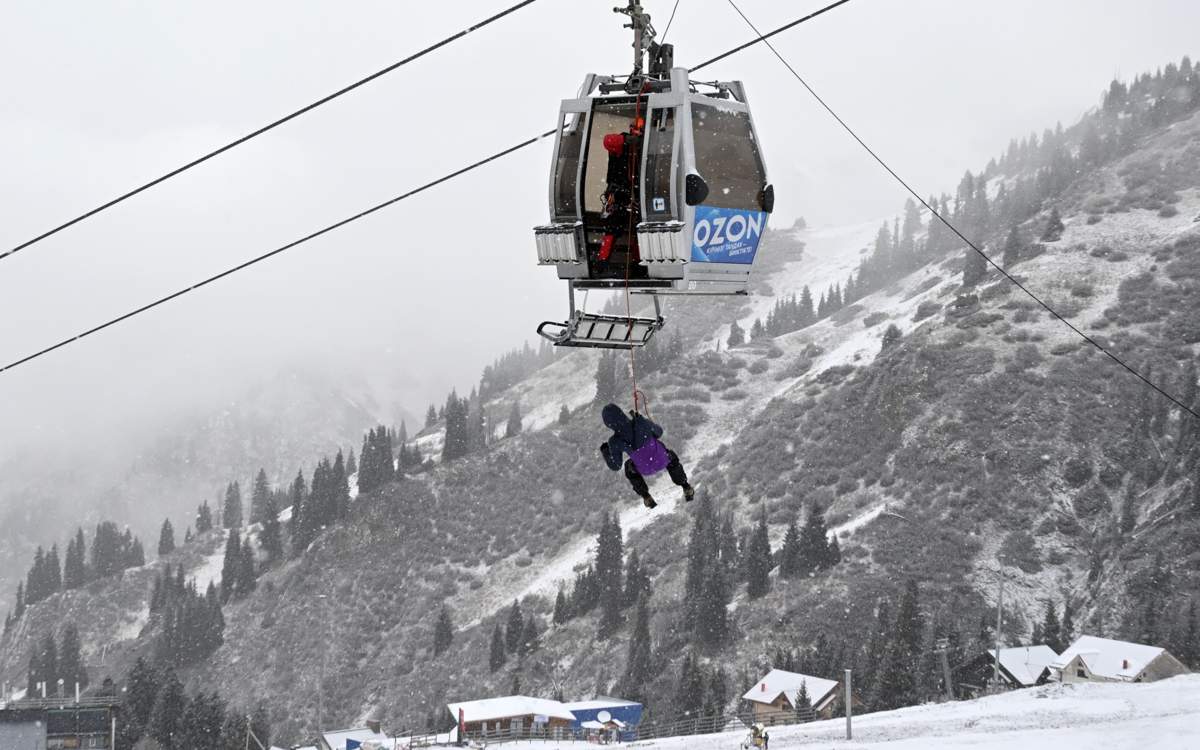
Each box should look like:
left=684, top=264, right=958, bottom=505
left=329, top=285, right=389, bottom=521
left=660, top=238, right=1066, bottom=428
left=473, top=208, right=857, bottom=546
left=741, top=669, right=847, bottom=722
left=1049, top=636, right=1190, bottom=684
left=446, top=695, right=576, bottom=738
left=956, top=645, right=1059, bottom=695
left=0, top=698, right=119, bottom=749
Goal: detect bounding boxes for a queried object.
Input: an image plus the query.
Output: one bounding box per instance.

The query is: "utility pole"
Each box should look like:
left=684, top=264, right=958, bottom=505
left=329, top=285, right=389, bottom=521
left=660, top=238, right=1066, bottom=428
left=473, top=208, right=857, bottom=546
left=844, top=669, right=852, bottom=740
left=992, top=575, right=1004, bottom=693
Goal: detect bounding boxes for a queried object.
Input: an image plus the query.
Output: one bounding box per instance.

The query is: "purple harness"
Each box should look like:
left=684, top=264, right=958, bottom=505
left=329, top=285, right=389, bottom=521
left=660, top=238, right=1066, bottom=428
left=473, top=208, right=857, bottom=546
left=629, top=436, right=669, bottom=476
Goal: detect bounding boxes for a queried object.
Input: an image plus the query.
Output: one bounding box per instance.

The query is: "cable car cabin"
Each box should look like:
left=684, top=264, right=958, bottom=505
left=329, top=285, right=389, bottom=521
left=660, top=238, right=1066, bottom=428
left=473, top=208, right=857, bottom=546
left=536, top=66, right=773, bottom=349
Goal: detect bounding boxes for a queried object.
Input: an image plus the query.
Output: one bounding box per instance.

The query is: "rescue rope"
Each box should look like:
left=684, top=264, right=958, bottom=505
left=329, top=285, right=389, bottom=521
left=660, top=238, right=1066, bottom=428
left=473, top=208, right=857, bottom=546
left=623, top=83, right=651, bottom=415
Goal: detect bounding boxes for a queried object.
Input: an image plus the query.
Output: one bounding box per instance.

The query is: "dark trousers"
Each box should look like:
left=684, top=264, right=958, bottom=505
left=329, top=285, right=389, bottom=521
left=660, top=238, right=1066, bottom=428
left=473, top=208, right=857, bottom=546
left=624, top=449, right=688, bottom=497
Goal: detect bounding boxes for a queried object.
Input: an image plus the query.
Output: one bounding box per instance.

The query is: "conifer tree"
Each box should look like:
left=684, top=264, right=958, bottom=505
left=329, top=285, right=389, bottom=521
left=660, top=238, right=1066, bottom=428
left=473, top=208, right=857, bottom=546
left=595, top=350, right=619, bottom=404
left=1042, top=207, right=1065, bottom=241
left=505, top=601, right=525, bottom=654
left=59, top=623, right=88, bottom=692
left=519, top=615, right=540, bottom=656
left=505, top=401, right=523, bottom=439
left=288, top=470, right=310, bottom=556
left=1042, top=600, right=1064, bottom=653
left=795, top=680, right=813, bottom=719
left=745, top=508, right=772, bottom=598
left=196, top=502, right=214, bottom=534
left=553, top=587, right=569, bottom=625
left=260, top=493, right=282, bottom=562
left=1178, top=600, right=1198, bottom=669
left=158, top=519, right=176, bottom=557
left=149, top=669, right=187, bottom=749
left=222, top=482, right=243, bottom=530
left=798, top=504, right=835, bottom=574
left=673, top=652, right=704, bottom=718
left=432, top=606, right=455, bottom=657
left=621, top=593, right=654, bottom=703
left=558, top=404, right=571, bottom=425
left=181, top=691, right=227, bottom=750
left=623, top=548, right=650, bottom=608
left=489, top=623, right=507, bottom=672
left=962, top=245, right=987, bottom=287
left=442, top=394, right=470, bottom=462
left=779, top=520, right=802, bottom=578
left=750, top=318, right=765, bottom=340
left=331, top=450, right=350, bottom=521
left=236, top=537, right=257, bottom=598
left=1061, top=600, right=1076, bottom=647
left=727, top=319, right=745, bottom=347
left=250, top=468, right=271, bottom=525
left=346, top=448, right=358, bottom=477
left=63, top=529, right=87, bottom=589
left=125, top=657, right=161, bottom=738
left=596, top=514, right=626, bottom=638
left=1001, top=225, right=1022, bottom=267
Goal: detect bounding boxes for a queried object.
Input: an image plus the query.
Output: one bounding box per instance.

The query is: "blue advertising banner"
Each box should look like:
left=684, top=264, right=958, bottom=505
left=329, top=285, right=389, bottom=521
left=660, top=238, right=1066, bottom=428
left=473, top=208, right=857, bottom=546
left=690, top=206, right=767, bottom=264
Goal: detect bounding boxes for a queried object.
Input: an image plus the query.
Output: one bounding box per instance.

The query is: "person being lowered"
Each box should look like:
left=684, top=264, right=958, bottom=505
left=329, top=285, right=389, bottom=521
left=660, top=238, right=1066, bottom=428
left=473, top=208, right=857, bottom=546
left=599, top=403, right=694, bottom=508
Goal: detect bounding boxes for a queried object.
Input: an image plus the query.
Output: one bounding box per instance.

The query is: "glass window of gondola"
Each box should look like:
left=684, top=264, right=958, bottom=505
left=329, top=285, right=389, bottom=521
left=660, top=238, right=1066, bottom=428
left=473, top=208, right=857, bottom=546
left=552, top=113, right=585, bottom=222
left=690, top=102, right=766, bottom=211
left=581, top=102, right=639, bottom=215
left=643, top=107, right=676, bottom=220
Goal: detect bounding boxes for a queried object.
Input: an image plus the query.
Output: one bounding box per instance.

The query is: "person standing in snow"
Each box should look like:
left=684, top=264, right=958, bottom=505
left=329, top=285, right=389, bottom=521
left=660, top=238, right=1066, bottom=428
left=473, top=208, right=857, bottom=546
left=599, top=403, right=694, bottom=508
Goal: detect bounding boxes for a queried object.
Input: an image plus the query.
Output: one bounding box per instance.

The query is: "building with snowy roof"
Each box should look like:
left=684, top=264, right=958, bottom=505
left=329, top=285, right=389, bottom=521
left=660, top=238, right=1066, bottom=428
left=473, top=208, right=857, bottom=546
left=561, top=697, right=643, bottom=730
left=446, top=695, right=576, bottom=738
left=1049, top=635, right=1190, bottom=684
left=317, top=720, right=389, bottom=749
left=741, top=669, right=849, bottom=722
left=956, top=645, right=1060, bottom=695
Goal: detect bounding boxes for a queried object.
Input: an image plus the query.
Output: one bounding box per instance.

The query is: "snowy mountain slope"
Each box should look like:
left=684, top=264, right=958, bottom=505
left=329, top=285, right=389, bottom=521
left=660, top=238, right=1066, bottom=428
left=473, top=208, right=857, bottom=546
left=8, top=67, right=1200, bottom=748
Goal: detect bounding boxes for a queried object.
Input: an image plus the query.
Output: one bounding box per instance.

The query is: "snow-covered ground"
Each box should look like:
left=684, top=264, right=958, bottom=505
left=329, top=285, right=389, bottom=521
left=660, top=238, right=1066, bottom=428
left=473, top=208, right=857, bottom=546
left=620, top=676, right=1200, bottom=749
left=439, top=677, right=1200, bottom=750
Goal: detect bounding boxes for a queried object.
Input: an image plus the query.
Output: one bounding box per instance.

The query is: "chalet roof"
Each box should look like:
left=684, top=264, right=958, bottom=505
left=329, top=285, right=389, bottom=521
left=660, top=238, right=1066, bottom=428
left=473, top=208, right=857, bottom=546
left=446, top=696, right=576, bottom=724
left=990, top=645, right=1060, bottom=686
left=741, top=669, right=840, bottom=709
left=1050, top=635, right=1166, bottom=681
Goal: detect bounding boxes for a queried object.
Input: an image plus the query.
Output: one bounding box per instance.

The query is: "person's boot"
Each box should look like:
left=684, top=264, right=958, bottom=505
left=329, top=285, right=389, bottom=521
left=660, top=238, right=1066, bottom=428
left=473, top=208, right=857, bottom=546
left=641, top=494, right=657, bottom=509
left=683, top=484, right=695, bottom=502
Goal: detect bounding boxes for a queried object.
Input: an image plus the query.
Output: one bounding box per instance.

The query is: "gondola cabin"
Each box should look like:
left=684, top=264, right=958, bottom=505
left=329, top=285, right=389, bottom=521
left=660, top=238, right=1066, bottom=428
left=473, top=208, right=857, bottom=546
left=536, top=63, right=773, bottom=349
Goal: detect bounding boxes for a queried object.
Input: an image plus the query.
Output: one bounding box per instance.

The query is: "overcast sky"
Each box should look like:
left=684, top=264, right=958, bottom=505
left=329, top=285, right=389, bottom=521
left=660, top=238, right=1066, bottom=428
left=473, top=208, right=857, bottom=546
left=1, top=0, right=1197, bottom=458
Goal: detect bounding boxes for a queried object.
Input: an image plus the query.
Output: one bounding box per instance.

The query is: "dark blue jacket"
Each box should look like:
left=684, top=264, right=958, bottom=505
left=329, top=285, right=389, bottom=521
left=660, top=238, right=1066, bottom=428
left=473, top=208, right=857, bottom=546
left=601, top=403, right=664, bottom=470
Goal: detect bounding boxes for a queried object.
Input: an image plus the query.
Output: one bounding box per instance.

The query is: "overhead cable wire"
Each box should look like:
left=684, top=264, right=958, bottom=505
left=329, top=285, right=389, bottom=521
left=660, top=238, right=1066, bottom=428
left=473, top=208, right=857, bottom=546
left=722, top=0, right=1200, bottom=423
left=0, top=130, right=558, bottom=376
left=0, top=0, right=855, bottom=376
left=0, top=0, right=542, bottom=264
left=660, top=0, right=682, bottom=44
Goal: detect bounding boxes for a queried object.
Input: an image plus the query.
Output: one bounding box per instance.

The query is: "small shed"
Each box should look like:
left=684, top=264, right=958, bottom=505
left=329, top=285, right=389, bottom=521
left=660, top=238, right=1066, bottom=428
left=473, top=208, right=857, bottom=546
left=1050, top=635, right=1190, bottom=684
left=319, top=720, right=389, bottom=749
left=562, top=697, right=643, bottom=729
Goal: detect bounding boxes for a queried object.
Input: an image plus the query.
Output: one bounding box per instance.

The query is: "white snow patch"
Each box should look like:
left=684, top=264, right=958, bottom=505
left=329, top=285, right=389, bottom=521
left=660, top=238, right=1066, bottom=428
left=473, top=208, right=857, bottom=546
left=191, top=530, right=228, bottom=591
